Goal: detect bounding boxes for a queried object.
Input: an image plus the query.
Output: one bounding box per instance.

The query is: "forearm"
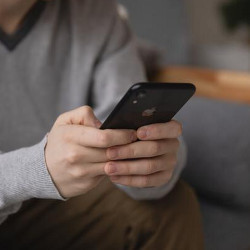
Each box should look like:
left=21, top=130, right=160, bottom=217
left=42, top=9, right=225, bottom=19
left=0, top=152, right=21, bottom=225
left=0, top=136, right=63, bottom=224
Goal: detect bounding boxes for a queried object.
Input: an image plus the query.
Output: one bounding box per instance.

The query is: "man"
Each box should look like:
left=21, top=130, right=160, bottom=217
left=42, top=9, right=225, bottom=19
left=0, top=0, right=204, bottom=249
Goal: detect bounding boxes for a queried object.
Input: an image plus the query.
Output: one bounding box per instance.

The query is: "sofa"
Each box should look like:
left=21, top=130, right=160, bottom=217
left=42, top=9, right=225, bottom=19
left=157, top=67, right=250, bottom=250
left=176, top=96, right=250, bottom=250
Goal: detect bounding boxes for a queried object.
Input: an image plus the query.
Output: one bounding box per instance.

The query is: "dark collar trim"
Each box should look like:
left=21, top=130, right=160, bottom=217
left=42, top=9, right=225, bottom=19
left=0, top=1, right=46, bottom=51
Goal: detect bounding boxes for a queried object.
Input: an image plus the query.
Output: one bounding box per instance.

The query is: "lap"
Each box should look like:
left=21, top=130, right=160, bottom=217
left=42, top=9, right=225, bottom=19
left=0, top=178, right=204, bottom=250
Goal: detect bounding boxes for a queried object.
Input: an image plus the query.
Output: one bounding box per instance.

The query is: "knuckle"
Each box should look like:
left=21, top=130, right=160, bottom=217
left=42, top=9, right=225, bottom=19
left=147, top=160, right=155, bottom=174
left=120, top=131, right=133, bottom=144
left=124, top=162, right=131, bottom=175
left=151, top=142, right=160, bottom=155
left=72, top=168, right=88, bottom=179
left=82, top=105, right=92, bottom=116
left=66, top=150, right=79, bottom=164
left=143, top=175, right=151, bottom=187
left=58, top=113, right=67, bottom=121
left=127, top=147, right=136, bottom=158
left=98, top=131, right=110, bottom=147
left=55, top=113, right=67, bottom=124
left=62, top=132, right=71, bottom=143
left=78, top=168, right=88, bottom=178
left=56, top=114, right=63, bottom=122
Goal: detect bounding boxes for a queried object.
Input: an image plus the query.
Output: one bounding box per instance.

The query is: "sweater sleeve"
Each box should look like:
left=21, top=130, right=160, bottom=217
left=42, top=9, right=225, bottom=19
left=0, top=136, right=64, bottom=225
left=92, top=3, right=187, bottom=200
left=92, top=2, right=146, bottom=121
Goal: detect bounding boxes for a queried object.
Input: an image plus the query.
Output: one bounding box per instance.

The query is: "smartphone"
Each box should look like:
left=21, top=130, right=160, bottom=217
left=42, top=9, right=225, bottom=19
left=100, top=82, right=195, bottom=130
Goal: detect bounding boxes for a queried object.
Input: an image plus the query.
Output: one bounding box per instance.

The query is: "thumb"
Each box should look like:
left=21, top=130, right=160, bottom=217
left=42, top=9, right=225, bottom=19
left=55, top=106, right=102, bottom=128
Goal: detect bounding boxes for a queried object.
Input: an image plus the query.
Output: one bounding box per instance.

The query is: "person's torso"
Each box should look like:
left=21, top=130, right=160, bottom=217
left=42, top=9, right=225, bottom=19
left=0, top=0, right=114, bottom=151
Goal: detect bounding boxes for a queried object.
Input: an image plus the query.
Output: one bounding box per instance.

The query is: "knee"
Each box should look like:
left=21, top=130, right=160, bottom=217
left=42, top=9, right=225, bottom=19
left=129, top=180, right=201, bottom=226
left=124, top=181, right=204, bottom=249
left=164, top=180, right=201, bottom=213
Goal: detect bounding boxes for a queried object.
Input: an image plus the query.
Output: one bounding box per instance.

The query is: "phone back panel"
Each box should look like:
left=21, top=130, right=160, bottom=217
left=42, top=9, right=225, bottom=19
left=101, top=83, right=195, bottom=130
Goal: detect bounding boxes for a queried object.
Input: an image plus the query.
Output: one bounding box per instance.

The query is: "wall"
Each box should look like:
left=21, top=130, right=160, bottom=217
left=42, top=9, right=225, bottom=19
left=119, top=0, right=249, bottom=70
left=185, top=0, right=248, bottom=44
left=185, top=0, right=250, bottom=71
left=118, top=0, right=190, bottom=64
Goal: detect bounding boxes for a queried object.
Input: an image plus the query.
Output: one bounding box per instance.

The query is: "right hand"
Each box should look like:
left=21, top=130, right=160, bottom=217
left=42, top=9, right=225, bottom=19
left=45, top=106, right=137, bottom=198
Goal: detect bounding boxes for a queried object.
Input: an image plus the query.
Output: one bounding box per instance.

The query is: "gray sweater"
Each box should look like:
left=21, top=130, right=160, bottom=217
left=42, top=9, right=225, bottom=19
left=0, top=0, right=186, bottom=225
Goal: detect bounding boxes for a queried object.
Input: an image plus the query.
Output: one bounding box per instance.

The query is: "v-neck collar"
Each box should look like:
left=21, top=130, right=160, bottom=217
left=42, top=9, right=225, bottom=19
left=0, top=1, right=46, bottom=51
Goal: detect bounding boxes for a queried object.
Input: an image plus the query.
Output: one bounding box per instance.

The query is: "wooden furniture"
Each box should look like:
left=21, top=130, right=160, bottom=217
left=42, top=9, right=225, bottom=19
left=155, top=66, right=250, bottom=104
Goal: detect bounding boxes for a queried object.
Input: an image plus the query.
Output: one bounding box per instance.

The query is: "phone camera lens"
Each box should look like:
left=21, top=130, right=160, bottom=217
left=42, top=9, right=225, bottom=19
left=136, top=90, right=146, bottom=99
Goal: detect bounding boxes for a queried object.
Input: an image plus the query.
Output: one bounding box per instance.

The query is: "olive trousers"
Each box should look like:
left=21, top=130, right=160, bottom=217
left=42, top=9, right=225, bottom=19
left=0, top=179, right=204, bottom=250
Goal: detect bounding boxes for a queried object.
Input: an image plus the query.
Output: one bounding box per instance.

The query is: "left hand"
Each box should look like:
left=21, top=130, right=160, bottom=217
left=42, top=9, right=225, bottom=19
left=104, top=120, right=182, bottom=188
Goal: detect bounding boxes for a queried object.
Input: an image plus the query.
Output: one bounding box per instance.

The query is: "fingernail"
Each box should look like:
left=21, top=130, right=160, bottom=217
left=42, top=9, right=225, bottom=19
left=108, top=163, right=117, bottom=174
left=138, top=129, right=148, bottom=139
left=108, top=148, right=118, bottom=159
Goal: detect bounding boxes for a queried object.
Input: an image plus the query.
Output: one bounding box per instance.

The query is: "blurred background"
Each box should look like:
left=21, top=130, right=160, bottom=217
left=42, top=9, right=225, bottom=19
left=119, top=0, right=250, bottom=70
left=118, top=1, right=250, bottom=250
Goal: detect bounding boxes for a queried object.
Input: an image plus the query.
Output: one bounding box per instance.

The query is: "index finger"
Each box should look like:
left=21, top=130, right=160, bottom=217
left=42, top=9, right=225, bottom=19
left=137, top=120, right=182, bottom=140
left=69, top=125, right=137, bottom=148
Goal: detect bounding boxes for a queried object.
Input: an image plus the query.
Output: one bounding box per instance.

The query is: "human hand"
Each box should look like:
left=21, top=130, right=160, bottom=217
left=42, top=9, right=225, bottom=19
left=105, top=121, right=182, bottom=188
left=45, top=106, right=137, bottom=198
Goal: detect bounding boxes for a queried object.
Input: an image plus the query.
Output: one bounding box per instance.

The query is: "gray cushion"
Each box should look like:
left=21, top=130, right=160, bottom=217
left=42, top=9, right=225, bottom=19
left=176, top=97, right=250, bottom=249
left=176, top=97, right=250, bottom=209
left=199, top=198, right=250, bottom=250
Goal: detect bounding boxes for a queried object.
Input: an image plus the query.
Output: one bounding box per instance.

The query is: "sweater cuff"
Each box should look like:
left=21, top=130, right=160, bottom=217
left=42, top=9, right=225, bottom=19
left=0, top=136, right=64, bottom=208
left=26, top=136, right=65, bottom=200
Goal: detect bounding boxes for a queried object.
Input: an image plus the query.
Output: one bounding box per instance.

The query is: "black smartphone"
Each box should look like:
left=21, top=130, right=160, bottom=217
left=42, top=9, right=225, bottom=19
left=100, top=82, right=195, bottom=130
